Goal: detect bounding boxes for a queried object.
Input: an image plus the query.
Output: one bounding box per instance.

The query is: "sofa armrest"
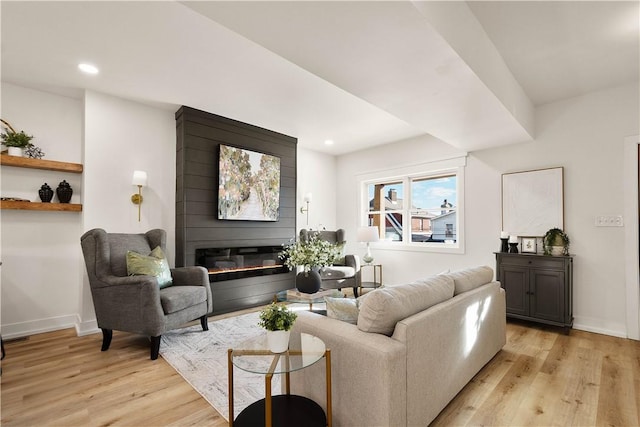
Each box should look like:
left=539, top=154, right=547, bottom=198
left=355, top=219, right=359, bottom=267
left=170, top=266, right=209, bottom=287
left=291, top=311, right=407, bottom=427
left=344, top=254, right=360, bottom=272
left=91, top=275, right=166, bottom=335
left=391, top=281, right=506, bottom=426
left=344, top=254, right=361, bottom=287
left=94, top=275, right=157, bottom=289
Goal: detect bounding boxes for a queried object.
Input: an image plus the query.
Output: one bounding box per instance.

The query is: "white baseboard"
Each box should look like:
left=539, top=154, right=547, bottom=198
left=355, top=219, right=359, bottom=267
left=1, top=314, right=79, bottom=340
left=573, top=316, right=627, bottom=339
left=75, top=319, right=100, bottom=336
left=0, top=313, right=631, bottom=342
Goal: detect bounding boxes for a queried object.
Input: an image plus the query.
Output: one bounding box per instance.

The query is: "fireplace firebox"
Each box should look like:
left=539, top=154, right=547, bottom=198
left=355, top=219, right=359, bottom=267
left=195, top=246, right=289, bottom=282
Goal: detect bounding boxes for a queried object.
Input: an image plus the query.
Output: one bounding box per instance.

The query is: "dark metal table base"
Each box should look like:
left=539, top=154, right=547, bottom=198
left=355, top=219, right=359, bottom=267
left=235, top=395, right=326, bottom=427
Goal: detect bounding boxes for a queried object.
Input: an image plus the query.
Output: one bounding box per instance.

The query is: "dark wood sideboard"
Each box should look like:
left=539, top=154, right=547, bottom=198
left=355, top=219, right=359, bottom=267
left=495, top=252, right=573, bottom=331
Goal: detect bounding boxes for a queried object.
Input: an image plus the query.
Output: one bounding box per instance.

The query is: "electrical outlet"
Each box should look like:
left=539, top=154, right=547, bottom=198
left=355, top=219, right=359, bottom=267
left=595, top=215, right=624, bottom=227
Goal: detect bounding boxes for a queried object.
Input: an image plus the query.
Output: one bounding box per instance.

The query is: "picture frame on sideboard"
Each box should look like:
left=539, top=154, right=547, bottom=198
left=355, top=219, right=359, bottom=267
left=521, top=237, right=537, bottom=253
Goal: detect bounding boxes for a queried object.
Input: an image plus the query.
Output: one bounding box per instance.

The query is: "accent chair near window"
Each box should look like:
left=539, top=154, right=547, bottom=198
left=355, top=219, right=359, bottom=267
left=299, top=229, right=361, bottom=295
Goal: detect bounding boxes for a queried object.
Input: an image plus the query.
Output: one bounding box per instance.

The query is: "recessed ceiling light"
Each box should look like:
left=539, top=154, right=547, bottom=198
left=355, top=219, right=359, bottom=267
left=324, top=139, right=334, bottom=146
left=78, top=63, right=99, bottom=75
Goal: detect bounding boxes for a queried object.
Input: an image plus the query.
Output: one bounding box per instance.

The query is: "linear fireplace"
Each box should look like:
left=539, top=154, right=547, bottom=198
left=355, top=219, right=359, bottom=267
left=195, top=246, right=289, bottom=282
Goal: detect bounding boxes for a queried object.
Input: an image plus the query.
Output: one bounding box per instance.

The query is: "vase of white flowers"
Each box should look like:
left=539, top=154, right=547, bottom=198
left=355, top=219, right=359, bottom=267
left=279, top=231, right=342, bottom=293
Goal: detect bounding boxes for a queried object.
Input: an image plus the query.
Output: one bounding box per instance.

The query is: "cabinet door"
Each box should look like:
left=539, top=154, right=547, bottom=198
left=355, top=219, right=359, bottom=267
left=530, top=269, right=565, bottom=323
left=500, top=266, right=529, bottom=316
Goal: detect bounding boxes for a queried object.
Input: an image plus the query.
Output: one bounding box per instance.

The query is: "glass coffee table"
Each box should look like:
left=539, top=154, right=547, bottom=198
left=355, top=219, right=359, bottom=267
left=228, top=331, right=332, bottom=427
left=275, top=289, right=343, bottom=312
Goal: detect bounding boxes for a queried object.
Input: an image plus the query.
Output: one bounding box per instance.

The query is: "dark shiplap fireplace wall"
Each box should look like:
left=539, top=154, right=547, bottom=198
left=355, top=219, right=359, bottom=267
left=175, top=106, right=297, bottom=314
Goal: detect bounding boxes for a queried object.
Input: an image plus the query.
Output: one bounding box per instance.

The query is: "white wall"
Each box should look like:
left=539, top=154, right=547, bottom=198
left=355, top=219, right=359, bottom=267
left=336, top=83, right=639, bottom=338
left=78, top=91, right=176, bottom=334
left=0, top=84, right=177, bottom=338
left=475, top=83, right=638, bottom=337
left=1, top=82, right=84, bottom=338
left=296, top=147, right=337, bottom=232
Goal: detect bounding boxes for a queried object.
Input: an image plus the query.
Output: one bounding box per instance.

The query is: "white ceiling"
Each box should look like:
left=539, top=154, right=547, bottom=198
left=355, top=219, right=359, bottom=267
left=1, top=1, right=638, bottom=155
left=468, top=1, right=640, bottom=106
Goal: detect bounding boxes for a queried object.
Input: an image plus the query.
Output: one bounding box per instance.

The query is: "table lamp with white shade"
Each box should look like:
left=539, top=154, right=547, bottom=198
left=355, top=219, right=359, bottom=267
left=357, top=226, right=380, bottom=264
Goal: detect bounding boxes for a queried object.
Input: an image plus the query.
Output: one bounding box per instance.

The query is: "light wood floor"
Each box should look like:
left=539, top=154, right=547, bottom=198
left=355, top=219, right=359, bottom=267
left=2, top=315, right=639, bottom=426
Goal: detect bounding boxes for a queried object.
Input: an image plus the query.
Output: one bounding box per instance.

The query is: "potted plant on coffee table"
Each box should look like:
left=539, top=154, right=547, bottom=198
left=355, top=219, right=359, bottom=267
left=1, top=119, right=33, bottom=157
left=258, top=302, right=298, bottom=353
left=543, top=227, right=570, bottom=256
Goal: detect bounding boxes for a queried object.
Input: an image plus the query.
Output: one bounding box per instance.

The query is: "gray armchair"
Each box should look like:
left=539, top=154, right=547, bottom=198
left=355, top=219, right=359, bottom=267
left=80, top=228, right=212, bottom=360
left=299, top=229, right=361, bottom=294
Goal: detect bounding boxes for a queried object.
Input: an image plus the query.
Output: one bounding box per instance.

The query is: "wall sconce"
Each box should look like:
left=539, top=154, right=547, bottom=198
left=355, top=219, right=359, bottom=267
left=357, top=226, right=380, bottom=264
left=299, top=192, right=312, bottom=225
left=131, top=170, right=148, bottom=222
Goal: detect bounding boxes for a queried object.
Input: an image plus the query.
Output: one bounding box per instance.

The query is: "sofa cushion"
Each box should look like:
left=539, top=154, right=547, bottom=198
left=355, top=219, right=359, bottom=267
left=357, top=274, right=455, bottom=335
left=160, top=285, right=207, bottom=314
left=126, top=246, right=173, bottom=289
left=448, top=265, right=494, bottom=295
left=321, top=266, right=355, bottom=280
left=325, top=296, right=359, bottom=324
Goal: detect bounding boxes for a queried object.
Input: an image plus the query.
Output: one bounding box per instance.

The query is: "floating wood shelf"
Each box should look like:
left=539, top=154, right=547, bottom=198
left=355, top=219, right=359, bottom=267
left=1, top=154, right=83, bottom=211
left=0, top=200, right=82, bottom=212
left=0, top=154, right=83, bottom=173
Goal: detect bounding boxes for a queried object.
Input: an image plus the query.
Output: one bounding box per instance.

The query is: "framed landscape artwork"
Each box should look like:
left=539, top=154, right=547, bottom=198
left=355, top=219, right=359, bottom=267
left=218, top=144, right=281, bottom=221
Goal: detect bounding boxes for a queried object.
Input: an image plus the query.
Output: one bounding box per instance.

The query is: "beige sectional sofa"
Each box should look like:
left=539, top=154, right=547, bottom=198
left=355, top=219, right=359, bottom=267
left=290, top=265, right=506, bottom=426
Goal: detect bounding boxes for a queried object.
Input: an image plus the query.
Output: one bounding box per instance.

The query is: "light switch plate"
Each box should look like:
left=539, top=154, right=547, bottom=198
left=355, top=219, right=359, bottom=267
left=595, top=215, right=624, bottom=227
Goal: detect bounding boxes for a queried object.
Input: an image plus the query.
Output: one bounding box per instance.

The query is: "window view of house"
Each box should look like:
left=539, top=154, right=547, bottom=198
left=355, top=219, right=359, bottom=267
left=366, top=174, right=457, bottom=243
left=367, top=181, right=404, bottom=241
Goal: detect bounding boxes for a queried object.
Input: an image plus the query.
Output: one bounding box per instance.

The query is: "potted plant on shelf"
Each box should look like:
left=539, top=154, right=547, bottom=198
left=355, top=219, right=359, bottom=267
left=279, top=231, right=342, bottom=293
left=258, top=302, right=298, bottom=353
left=1, top=119, right=33, bottom=157
left=543, top=227, right=570, bottom=256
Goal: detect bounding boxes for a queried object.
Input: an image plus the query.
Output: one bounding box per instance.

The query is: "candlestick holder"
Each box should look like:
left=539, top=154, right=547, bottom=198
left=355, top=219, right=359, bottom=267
left=500, top=238, right=509, bottom=253
left=508, top=242, right=519, bottom=253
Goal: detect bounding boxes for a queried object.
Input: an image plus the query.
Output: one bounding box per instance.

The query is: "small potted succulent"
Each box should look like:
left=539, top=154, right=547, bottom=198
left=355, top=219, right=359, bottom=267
left=543, top=227, right=570, bottom=256
left=1, top=119, right=33, bottom=157
left=258, top=302, right=297, bottom=353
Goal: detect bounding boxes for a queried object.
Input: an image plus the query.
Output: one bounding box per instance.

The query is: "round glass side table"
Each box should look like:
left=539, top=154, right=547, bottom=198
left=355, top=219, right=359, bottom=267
left=228, top=331, right=332, bottom=427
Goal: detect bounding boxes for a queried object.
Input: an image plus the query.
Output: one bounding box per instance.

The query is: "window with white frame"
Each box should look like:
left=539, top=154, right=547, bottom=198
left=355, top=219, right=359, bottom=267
left=361, top=157, right=465, bottom=252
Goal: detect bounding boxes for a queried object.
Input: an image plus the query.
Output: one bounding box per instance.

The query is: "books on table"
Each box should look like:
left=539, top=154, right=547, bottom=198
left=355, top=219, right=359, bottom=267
left=285, top=288, right=338, bottom=301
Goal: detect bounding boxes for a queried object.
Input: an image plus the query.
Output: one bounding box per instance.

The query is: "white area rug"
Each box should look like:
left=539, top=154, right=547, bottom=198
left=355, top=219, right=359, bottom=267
left=160, top=306, right=314, bottom=421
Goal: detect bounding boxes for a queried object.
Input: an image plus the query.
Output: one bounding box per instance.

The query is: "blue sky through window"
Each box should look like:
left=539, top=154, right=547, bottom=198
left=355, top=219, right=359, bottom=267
left=368, top=176, right=456, bottom=210
left=412, top=176, right=457, bottom=210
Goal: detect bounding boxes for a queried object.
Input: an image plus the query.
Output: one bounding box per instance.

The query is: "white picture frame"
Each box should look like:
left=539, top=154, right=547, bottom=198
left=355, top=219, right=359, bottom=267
left=521, top=237, right=537, bottom=253
left=502, top=167, right=564, bottom=237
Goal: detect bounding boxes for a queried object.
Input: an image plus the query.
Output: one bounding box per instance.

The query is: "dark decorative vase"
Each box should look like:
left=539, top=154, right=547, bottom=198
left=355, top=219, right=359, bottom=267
left=56, top=180, right=73, bottom=203
left=500, top=238, right=509, bottom=253
left=508, top=242, right=519, bottom=253
left=296, top=269, right=322, bottom=294
left=38, top=183, right=54, bottom=203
